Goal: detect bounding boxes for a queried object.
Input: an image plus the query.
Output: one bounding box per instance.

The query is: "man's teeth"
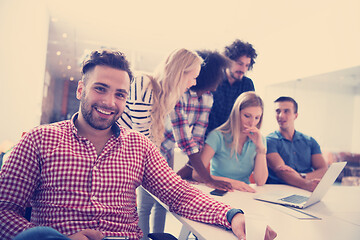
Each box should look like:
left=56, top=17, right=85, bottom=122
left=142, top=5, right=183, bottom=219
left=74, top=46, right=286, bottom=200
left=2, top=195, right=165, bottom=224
left=96, top=108, right=113, bottom=115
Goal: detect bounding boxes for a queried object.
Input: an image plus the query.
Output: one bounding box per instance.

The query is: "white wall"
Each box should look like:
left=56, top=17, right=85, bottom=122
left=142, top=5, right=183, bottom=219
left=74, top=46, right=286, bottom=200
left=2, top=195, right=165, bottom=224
left=263, top=78, right=359, bottom=153
left=352, top=95, right=360, bottom=152
left=0, top=0, right=49, bottom=144
left=251, top=0, right=360, bottom=93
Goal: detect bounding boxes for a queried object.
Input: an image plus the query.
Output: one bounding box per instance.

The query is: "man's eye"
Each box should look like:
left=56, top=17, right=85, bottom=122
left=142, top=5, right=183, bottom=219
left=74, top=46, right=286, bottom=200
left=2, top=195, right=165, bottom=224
left=95, top=87, right=105, bottom=92
left=116, top=93, right=127, bottom=99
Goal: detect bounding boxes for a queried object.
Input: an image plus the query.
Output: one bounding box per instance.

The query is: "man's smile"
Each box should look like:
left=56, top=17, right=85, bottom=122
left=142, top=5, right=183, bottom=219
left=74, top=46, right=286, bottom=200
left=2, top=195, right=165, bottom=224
left=95, top=106, right=115, bottom=115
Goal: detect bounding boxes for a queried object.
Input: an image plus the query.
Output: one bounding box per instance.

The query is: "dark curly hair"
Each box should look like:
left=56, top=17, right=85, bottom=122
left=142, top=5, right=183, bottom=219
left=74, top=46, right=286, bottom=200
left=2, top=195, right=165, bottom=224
left=190, top=50, right=229, bottom=92
left=81, top=49, right=133, bottom=84
left=224, top=39, right=257, bottom=70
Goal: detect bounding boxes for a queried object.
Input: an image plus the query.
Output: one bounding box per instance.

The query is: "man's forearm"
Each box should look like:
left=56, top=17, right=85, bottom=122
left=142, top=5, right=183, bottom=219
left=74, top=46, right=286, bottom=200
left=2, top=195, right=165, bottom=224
left=0, top=209, right=36, bottom=240
left=275, top=168, right=309, bottom=190
left=305, top=167, right=327, bottom=180
left=188, top=152, right=213, bottom=182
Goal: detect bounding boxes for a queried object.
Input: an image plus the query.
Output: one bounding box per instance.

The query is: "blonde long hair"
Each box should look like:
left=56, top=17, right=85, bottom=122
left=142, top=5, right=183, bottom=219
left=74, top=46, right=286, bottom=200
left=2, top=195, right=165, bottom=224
left=149, top=48, right=203, bottom=146
left=217, top=91, right=264, bottom=156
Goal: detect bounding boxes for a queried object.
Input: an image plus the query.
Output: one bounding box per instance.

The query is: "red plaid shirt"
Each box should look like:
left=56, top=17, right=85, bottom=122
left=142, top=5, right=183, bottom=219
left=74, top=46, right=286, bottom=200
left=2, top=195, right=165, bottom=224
left=161, top=89, right=213, bottom=161
left=0, top=114, right=231, bottom=240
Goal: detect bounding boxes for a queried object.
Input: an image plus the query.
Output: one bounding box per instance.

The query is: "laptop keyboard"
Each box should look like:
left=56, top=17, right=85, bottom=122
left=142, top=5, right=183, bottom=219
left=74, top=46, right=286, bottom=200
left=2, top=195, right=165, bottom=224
left=280, top=194, right=309, bottom=204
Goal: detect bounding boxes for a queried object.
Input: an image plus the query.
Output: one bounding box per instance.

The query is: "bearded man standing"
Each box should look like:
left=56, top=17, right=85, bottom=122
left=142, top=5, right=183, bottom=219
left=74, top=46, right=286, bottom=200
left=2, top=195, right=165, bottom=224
left=206, top=39, right=257, bottom=135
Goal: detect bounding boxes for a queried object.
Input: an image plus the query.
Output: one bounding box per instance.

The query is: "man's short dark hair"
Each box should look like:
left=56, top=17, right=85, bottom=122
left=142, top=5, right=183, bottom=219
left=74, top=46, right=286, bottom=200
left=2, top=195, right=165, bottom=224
left=190, top=50, right=229, bottom=92
left=274, top=96, right=298, bottom=113
left=224, top=39, right=257, bottom=70
left=81, top=49, right=133, bottom=83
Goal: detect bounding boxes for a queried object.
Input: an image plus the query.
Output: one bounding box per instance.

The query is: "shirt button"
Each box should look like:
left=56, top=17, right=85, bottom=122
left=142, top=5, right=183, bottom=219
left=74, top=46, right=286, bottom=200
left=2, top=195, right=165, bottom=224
left=94, top=166, right=98, bottom=171
left=91, top=196, right=97, bottom=201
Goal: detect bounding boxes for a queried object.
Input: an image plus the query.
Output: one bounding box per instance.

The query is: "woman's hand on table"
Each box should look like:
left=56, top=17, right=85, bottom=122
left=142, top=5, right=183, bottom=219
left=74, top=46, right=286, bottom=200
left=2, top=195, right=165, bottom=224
left=232, top=180, right=256, bottom=193
left=205, top=178, right=233, bottom=191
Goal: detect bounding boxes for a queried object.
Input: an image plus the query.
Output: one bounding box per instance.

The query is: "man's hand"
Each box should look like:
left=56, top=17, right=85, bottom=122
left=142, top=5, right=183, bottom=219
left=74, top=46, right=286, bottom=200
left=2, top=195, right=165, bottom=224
left=68, top=229, right=104, bottom=240
left=205, top=178, right=233, bottom=191
left=264, top=225, right=277, bottom=240
left=231, top=213, right=246, bottom=240
left=303, top=178, right=321, bottom=192
left=176, top=165, right=193, bottom=180
left=231, top=213, right=277, bottom=240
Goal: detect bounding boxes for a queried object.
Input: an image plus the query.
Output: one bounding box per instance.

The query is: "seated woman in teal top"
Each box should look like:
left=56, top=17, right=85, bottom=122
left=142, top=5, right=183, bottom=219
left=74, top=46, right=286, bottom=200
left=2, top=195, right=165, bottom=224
left=193, top=92, right=268, bottom=192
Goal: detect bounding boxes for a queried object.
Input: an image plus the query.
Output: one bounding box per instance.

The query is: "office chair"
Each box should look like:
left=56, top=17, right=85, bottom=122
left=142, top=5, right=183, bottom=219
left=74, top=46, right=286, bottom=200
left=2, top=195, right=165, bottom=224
left=148, top=233, right=178, bottom=240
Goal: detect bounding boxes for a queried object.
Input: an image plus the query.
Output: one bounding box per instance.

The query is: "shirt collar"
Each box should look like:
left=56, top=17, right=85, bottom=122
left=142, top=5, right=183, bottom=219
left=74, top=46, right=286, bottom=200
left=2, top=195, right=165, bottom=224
left=188, top=89, right=211, bottom=101
left=71, top=112, right=121, bottom=138
left=188, top=89, right=198, bottom=97
left=292, top=130, right=300, bottom=140
left=276, top=130, right=299, bottom=141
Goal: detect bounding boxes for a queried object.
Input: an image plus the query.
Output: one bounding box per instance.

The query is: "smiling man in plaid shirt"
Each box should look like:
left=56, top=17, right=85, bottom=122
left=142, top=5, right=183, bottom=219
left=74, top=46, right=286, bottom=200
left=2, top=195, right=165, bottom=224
left=0, top=50, right=276, bottom=240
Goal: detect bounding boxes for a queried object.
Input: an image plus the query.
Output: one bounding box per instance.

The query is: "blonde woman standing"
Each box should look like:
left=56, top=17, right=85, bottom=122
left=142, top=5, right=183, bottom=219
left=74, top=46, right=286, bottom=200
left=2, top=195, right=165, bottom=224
left=193, top=91, right=268, bottom=192
left=119, top=48, right=202, bottom=239
left=120, top=49, right=202, bottom=146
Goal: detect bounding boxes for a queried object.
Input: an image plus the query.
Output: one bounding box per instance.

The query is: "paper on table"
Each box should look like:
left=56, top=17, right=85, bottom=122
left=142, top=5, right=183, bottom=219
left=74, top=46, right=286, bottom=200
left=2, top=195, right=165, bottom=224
left=245, top=214, right=269, bottom=240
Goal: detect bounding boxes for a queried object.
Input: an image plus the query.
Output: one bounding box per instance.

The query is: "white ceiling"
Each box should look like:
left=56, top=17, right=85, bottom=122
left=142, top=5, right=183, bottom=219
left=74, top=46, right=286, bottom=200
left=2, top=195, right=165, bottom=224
left=45, top=0, right=360, bottom=91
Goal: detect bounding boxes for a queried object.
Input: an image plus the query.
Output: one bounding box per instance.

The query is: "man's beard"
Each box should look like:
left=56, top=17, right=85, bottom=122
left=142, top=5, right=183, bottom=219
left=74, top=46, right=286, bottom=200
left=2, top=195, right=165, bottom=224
left=80, top=96, right=120, bottom=130
left=229, top=70, right=244, bottom=81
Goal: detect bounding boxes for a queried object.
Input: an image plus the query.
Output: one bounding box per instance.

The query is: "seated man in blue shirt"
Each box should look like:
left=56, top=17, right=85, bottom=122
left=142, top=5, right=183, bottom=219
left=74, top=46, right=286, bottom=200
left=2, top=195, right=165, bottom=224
left=266, top=96, right=328, bottom=192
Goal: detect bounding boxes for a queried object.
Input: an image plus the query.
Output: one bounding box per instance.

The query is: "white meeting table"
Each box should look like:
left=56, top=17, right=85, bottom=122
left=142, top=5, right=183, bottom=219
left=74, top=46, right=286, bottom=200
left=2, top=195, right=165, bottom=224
left=157, top=184, right=360, bottom=240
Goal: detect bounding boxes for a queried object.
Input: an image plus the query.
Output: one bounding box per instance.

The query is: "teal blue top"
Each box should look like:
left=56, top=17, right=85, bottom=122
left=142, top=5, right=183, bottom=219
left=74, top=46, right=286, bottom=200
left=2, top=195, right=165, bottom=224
left=206, top=130, right=266, bottom=184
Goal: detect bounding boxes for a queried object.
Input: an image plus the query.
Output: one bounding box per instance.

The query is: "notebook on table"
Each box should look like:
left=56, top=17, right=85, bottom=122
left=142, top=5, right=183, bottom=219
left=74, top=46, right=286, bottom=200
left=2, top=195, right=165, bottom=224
left=254, top=162, right=346, bottom=209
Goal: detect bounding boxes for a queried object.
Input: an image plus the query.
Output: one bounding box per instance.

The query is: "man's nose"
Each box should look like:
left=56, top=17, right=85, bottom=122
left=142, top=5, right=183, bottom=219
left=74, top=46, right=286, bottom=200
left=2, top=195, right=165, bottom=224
left=102, top=94, right=116, bottom=107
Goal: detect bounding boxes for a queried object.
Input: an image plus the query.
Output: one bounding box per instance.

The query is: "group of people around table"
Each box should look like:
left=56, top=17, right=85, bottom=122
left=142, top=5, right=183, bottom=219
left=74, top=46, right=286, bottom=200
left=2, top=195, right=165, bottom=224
left=0, top=39, right=328, bottom=240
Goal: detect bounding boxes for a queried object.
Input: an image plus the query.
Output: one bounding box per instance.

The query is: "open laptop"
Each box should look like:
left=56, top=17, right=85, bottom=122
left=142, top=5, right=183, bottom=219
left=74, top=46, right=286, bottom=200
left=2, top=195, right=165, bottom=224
left=254, top=162, right=346, bottom=209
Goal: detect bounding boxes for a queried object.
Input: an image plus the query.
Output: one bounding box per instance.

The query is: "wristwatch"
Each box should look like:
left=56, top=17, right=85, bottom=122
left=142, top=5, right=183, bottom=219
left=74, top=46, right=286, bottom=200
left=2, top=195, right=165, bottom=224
left=226, top=208, right=244, bottom=224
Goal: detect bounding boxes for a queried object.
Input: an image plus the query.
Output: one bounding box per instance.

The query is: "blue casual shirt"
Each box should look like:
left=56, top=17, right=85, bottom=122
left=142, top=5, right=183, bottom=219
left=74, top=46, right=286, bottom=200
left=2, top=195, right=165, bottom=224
left=266, top=130, right=322, bottom=184
left=206, top=72, right=255, bottom=136
left=206, top=130, right=266, bottom=184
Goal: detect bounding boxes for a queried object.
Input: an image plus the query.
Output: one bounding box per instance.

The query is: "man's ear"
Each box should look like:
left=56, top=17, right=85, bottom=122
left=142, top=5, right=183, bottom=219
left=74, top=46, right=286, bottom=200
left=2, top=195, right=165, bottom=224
left=294, top=112, right=298, bottom=120
left=76, top=80, right=84, bottom=100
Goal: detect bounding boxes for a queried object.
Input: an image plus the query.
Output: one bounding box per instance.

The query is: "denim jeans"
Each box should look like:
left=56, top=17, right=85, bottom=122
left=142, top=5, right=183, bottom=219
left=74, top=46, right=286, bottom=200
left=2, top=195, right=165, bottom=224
left=137, top=187, right=167, bottom=240
left=13, top=226, right=70, bottom=240
left=137, top=151, right=174, bottom=240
